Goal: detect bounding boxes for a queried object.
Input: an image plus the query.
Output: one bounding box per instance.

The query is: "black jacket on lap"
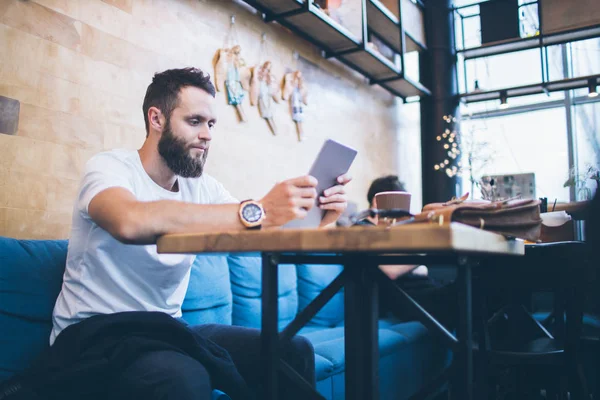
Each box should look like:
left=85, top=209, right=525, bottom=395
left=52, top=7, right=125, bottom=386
left=0, top=312, right=250, bottom=400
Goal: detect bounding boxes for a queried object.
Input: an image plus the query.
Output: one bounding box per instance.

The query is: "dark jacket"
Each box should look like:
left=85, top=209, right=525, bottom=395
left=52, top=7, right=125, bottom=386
left=0, top=312, right=249, bottom=400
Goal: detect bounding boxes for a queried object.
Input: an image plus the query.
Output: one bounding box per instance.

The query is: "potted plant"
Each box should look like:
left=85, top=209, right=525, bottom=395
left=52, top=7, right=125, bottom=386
left=563, top=164, right=600, bottom=201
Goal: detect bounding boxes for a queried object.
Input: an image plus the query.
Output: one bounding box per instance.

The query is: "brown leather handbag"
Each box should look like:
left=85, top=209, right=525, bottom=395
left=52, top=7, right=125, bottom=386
left=416, top=194, right=543, bottom=241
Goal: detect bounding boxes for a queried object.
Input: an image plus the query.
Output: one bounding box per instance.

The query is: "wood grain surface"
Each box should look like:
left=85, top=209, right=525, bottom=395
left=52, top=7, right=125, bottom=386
left=158, top=222, right=525, bottom=255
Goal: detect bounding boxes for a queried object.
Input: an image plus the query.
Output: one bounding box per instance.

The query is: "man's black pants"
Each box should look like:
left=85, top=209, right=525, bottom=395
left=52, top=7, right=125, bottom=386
left=114, top=323, right=316, bottom=400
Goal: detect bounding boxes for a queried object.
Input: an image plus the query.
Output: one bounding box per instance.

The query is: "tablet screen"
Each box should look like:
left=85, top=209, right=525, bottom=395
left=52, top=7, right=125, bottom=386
left=284, top=139, right=357, bottom=229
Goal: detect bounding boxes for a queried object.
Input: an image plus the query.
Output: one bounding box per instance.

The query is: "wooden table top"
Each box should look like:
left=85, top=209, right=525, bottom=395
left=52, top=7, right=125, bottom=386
left=157, top=222, right=524, bottom=256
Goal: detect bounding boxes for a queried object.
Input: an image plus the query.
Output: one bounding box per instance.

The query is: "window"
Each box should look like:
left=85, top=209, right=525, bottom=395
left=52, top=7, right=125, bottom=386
left=404, top=51, right=420, bottom=82
left=454, top=0, right=540, bottom=51
left=455, top=5, right=482, bottom=50
left=460, top=108, right=570, bottom=202
left=569, top=38, right=600, bottom=79
left=518, top=1, right=539, bottom=38
left=459, top=45, right=564, bottom=94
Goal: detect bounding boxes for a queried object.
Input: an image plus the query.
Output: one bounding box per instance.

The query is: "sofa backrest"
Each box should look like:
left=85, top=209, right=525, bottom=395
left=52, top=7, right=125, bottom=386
left=0, top=237, right=346, bottom=382
left=181, top=254, right=233, bottom=326
left=297, top=263, right=345, bottom=328
left=0, top=237, right=68, bottom=382
left=228, top=253, right=298, bottom=331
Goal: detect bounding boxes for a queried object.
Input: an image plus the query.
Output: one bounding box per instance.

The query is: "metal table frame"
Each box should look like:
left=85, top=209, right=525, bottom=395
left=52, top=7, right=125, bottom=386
left=260, top=251, right=513, bottom=400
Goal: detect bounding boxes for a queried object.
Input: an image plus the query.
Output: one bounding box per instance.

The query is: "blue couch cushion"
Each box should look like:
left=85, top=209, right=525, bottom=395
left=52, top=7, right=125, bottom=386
left=296, top=264, right=344, bottom=328
left=386, top=321, right=452, bottom=397
left=182, top=254, right=233, bottom=326
left=228, top=254, right=298, bottom=330
left=302, top=326, right=409, bottom=377
left=301, top=319, right=451, bottom=393
left=0, top=237, right=68, bottom=381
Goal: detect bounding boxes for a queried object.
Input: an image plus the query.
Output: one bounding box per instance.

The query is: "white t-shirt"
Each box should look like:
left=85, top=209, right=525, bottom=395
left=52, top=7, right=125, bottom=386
left=50, top=149, right=237, bottom=345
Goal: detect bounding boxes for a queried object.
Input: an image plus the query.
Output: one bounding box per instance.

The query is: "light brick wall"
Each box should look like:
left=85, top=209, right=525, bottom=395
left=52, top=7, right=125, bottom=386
left=0, top=0, right=422, bottom=239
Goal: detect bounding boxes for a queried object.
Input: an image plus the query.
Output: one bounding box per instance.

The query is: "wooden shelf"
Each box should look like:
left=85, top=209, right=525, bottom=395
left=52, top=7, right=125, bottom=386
left=337, top=47, right=399, bottom=81
left=243, top=0, right=303, bottom=15
left=335, top=47, right=432, bottom=98
left=281, top=3, right=360, bottom=53
left=377, top=74, right=431, bottom=98
left=367, top=0, right=426, bottom=54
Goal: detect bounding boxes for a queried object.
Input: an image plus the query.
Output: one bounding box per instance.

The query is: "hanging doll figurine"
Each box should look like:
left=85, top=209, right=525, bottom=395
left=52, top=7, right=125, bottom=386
left=282, top=70, right=308, bottom=141
left=225, top=45, right=249, bottom=122
left=213, top=16, right=250, bottom=122
left=250, top=61, right=280, bottom=135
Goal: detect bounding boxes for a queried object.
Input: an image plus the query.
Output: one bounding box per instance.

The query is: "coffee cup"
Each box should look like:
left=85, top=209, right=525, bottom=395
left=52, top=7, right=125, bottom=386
left=374, top=191, right=412, bottom=212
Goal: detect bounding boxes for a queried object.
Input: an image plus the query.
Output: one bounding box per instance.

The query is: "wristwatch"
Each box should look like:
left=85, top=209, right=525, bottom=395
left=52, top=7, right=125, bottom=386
left=238, top=199, right=265, bottom=230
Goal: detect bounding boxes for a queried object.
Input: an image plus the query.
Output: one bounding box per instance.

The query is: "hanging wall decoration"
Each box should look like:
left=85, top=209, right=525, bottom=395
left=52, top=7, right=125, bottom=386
left=249, top=34, right=280, bottom=135
left=214, top=15, right=250, bottom=122
left=282, top=53, right=308, bottom=142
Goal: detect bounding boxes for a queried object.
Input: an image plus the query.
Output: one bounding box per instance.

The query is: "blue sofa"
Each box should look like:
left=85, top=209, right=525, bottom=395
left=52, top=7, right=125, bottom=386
left=0, top=237, right=450, bottom=399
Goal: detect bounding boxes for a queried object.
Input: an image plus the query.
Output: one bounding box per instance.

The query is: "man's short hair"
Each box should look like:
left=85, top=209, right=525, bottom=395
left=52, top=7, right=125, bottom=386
left=142, top=67, right=216, bottom=136
left=367, top=175, right=406, bottom=206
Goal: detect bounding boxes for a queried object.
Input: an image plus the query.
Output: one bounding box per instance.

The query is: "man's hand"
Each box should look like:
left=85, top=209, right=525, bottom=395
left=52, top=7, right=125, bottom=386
left=319, top=174, right=352, bottom=228
left=260, top=175, right=318, bottom=228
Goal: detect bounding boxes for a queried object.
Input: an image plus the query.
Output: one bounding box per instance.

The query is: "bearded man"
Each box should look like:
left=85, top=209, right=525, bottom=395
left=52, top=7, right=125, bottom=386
left=48, top=67, right=351, bottom=400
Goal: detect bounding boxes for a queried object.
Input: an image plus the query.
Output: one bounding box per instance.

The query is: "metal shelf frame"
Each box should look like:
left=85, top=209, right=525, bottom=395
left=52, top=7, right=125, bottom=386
left=452, top=0, right=600, bottom=105
left=459, top=74, right=600, bottom=103
left=453, top=0, right=600, bottom=60
left=241, top=0, right=431, bottom=100
left=367, top=0, right=427, bottom=55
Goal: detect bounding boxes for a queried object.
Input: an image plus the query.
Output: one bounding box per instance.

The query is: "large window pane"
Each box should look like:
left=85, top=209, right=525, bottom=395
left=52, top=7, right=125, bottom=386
left=573, top=101, right=600, bottom=200
left=463, top=46, right=564, bottom=93
left=570, top=38, right=600, bottom=78
left=454, top=5, right=481, bottom=50
left=462, top=13, right=482, bottom=49
left=460, top=108, right=570, bottom=201
left=464, top=50, right=541, bottom=92
left=454, top=0, right=540, bottom=50
left=519, top=2, right=539, bottom=38
left=404, top=51, right=420, bottom=82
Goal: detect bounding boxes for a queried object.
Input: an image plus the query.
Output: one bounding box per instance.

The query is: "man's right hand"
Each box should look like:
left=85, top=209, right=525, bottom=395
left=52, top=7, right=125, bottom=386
left=260, top=175, right=318, bottom=228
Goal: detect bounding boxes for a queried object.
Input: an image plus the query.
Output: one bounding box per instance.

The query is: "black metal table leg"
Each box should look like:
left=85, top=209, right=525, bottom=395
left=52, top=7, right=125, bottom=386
left=344, top=257, right=379, bottom=400
left=474, top=276, right=493, bottom=400
left=451, top=257, right=474, bottom=400
left=261, top=253, right=279, bottom=400
left=566, top=283, right=589, bottom=400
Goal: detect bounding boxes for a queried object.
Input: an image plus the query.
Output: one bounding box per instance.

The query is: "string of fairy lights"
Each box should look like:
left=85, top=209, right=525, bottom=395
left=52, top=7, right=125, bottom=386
left=434, top=114, right=462, bottom=177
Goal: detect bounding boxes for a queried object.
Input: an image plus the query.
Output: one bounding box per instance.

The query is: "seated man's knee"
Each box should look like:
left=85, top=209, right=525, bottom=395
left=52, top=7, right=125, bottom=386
left=285, top=335, right=315, bottom=381
left=118, top=350, right=212, bottom=400
left=166, top=359, right=212, bottom=400
left=289, top=335, right=314, bottom=358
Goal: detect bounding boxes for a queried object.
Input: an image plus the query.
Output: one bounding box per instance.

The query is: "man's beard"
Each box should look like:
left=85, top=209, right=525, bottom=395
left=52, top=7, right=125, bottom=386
left=158, top=121, right=209, bottom=178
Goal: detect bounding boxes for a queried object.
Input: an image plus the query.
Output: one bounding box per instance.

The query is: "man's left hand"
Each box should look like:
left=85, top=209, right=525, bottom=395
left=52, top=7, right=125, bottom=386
left=318, top=174, right=352, bottom=228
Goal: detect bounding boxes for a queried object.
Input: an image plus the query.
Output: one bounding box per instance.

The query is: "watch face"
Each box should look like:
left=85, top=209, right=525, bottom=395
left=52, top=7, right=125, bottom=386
left=242, top=203, right=263, bottom=223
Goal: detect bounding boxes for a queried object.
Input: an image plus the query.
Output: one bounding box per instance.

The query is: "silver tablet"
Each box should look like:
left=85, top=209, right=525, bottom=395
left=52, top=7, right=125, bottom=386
left=284, top=139, right=357, bottom=229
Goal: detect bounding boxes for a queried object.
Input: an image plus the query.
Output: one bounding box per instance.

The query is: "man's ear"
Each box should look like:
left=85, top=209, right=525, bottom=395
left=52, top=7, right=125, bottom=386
left=148, top=107, right=165, bottom=133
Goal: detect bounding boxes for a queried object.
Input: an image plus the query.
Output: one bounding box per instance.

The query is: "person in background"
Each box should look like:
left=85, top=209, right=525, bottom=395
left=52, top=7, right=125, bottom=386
left=356, top=175, right=456, bottom=327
